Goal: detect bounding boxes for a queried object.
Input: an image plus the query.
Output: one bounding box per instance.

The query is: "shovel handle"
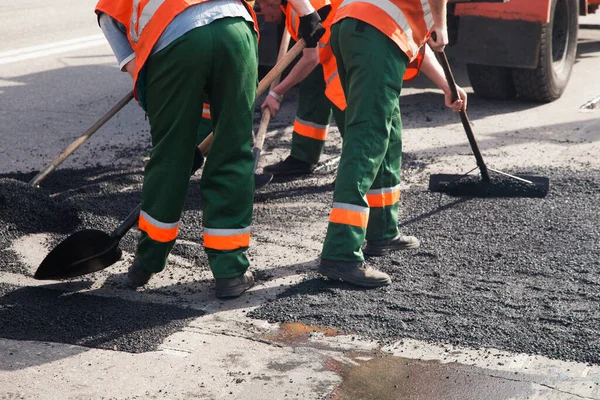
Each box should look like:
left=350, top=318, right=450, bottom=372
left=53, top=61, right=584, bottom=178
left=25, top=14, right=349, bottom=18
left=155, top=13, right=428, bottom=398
left=29, top=91, right=135, bottom=187
left=254, top=29, right=292, bottom=171
left=111, top=203, right=142, bottom=239
left=431, top=37, right=491, bottom=182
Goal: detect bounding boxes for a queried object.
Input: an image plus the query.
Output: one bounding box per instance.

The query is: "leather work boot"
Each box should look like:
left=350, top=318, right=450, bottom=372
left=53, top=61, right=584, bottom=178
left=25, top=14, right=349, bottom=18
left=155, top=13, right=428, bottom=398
left=215, top=270, right=255, bottom=299
left=127, top=258, right=154, bottom=288
left=363, top=234, right=421, bottom=256
left=318, top=259, right=391, bottom=288
left=263, top=155, right=317, bottom=177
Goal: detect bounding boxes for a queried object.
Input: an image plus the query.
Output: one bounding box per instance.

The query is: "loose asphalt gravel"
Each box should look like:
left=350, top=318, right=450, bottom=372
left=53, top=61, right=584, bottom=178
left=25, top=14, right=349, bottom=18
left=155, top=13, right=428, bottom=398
left=1, top=160, right=599, bottom=364
left=250, top=168, right=600, bottom=365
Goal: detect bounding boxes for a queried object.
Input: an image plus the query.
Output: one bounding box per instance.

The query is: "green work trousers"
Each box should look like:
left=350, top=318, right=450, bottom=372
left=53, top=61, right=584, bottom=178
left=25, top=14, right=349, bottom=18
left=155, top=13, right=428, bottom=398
left=291, top=65, right=345, bottom=165
left=138, top=17, right=258, bottom=278
left=321, top=18, right=408, bottom=262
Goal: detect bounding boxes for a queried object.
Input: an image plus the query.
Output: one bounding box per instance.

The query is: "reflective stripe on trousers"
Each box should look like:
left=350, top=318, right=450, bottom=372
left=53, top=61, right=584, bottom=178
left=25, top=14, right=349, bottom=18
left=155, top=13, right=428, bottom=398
left=202, top=103, right=211, bottom=120
left=329, top=202, right=369, bottom=228
left=294, top=117, right=329, bottom=141
left=139, top=210, right=180, bottom=242
left=366, top=184, right=401, bottom=208
left=203, top=227, right=251, bottom=251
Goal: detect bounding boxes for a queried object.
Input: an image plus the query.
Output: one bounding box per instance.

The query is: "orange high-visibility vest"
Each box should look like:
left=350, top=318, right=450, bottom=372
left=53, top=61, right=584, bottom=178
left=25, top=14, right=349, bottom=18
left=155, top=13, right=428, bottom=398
left=333, top=0, right=434, bottom=63
left=283, top=0, right=347, bottom=110
left=95, top=0, right=259, bottom=100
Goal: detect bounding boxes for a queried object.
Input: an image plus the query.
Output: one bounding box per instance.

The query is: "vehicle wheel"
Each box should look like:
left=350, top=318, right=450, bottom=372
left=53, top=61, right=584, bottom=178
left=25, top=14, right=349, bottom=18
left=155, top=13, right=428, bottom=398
left=512, top=0, right=578, bottom=102
left=466, top=64, right=517, bottom=100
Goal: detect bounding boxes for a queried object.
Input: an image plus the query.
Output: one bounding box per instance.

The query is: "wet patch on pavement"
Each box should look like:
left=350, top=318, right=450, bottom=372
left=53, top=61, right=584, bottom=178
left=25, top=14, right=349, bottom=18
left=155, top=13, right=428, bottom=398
left=0, top=283, right=204, bottom=353
left=250, top=169, right=600, bottom=365
left=328, top=354, right=539, bottom=400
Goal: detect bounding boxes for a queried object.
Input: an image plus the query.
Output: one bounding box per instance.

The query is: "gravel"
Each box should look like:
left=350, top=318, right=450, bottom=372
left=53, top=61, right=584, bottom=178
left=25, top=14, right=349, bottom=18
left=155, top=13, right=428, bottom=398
left=2, top=150, right=599, bottom=365
left=250, top=169, right=600, bottom=365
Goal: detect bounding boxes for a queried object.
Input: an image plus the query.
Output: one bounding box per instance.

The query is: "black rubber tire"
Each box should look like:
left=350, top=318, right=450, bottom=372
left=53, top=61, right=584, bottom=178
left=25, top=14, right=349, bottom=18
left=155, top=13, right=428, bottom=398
left=512, top=0, right=579, bottom=102
left=466, top=64, right=517, bottom=100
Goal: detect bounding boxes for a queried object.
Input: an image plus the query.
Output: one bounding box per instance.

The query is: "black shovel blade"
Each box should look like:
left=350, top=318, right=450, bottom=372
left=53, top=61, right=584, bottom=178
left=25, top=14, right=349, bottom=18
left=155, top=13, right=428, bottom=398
left=429, top=173, right=549, bottom=198
left=34, top=229, right=122, bottom=280
left=255, top=173, right=273, bottom=190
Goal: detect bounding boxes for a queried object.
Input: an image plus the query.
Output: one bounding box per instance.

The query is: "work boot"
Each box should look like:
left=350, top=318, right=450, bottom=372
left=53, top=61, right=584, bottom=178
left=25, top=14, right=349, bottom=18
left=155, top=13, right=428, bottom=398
left=318, top=259, right=391, bottom=288
left=263, top=155, right=316, bottom=176
left=127, top=258, right=154, bottom=288
left=215, top=270, right=255, bottom=299
left=363, top=234, right=421, bottom=256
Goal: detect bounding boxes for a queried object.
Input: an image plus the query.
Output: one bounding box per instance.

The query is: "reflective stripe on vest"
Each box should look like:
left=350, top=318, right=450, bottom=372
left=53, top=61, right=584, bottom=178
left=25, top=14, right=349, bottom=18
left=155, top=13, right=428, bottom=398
left=329, top=202, right=369, bottom=228
left=202, top=103, right=211, bottom=120
left=139, top=210, right=180, bottom=242
left=203, top=227, right=251, bottom=250
left=366, top=184, right=401, bottom=208
left=294, top=117, right=329, bottom=141
left=334, top=0, right=433, bottom=61
left=130, top=0, right=166, bottom=44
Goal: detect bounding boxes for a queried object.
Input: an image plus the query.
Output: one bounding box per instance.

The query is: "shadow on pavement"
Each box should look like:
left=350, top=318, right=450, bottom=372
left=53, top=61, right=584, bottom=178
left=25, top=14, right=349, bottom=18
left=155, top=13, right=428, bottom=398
left=0, top=281, right=204, bottom=371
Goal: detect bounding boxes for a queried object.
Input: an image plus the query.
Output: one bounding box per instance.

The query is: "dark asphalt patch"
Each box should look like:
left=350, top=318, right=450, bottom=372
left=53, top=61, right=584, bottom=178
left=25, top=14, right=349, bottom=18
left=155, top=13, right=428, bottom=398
left=430, top=173, right=549, bottom=198
left=250, top=169, right=600, bottom=365
left=0, top=283, right=204, bottom=353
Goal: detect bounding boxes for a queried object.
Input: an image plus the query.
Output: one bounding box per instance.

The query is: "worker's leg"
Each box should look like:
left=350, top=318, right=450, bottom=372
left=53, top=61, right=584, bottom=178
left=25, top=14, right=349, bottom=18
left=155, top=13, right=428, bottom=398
left=200, top=17, right=258, bottom=279
left=321, top=19, right=408, bottom=263
left=291, top=65, right=333, bottom=165
left=331, top=103, right=345, bottom=139
left=136, top=26, right=212, bottom=273
left=264, top=65, right=332, bottom=176
left=364, top=101, right=402, bottom=242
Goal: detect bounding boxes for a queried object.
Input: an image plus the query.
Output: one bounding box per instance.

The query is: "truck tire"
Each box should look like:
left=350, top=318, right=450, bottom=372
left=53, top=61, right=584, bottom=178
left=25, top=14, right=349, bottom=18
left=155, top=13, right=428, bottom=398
left=512, top=0, right=578, bottom=102
left=466, top=64, right=516, bottom=100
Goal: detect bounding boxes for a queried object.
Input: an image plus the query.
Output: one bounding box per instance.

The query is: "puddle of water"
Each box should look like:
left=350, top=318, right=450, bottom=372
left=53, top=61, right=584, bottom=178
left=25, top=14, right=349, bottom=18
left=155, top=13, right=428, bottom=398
left=329, top=355, right=537, bottom=400
left=263, top=322, right=341, bottom=344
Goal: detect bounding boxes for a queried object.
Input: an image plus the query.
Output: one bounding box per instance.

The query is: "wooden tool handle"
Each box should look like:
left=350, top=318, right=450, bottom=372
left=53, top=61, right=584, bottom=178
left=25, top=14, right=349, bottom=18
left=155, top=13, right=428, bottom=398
left=254, top=29, right=292, bottom=158
left=29, top=91, right=135, bottom=187
left=431, top=36, right=491, bottom=182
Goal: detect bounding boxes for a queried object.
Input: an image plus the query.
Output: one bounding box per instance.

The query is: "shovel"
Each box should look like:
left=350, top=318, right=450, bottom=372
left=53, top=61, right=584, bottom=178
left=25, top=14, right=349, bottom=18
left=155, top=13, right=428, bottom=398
left=427, top=41, right=550, bottom=197
left=34, top=38, right=309, bottom=280
left=253, top=29, right=293, bottom=188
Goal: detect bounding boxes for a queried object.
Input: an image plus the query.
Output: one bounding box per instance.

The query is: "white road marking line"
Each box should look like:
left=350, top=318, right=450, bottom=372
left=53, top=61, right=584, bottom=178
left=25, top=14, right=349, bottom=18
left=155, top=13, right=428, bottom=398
left=0, top=35, right=107, bottom=65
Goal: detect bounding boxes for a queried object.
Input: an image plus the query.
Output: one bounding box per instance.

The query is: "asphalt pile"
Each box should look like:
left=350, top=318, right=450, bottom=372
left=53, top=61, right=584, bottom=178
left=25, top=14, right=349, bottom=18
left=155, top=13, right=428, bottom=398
left=0, top=178, right=81, bottom=274
left=250, top=169, right=600, bottom=365
left=434, top=173, right=549, bottom=198
left=0, top=167, right=208, bottom=277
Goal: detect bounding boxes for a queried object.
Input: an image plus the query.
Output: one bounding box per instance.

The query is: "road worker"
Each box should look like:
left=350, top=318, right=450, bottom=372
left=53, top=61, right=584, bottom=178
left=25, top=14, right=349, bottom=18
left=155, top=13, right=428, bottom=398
left=261, top=1, right=452, bottom=178
left=260, top=0, right=346, bottom=176
left=318, top=0, right=468, bottom=288
left=95, top=0, right=325, bottom=297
